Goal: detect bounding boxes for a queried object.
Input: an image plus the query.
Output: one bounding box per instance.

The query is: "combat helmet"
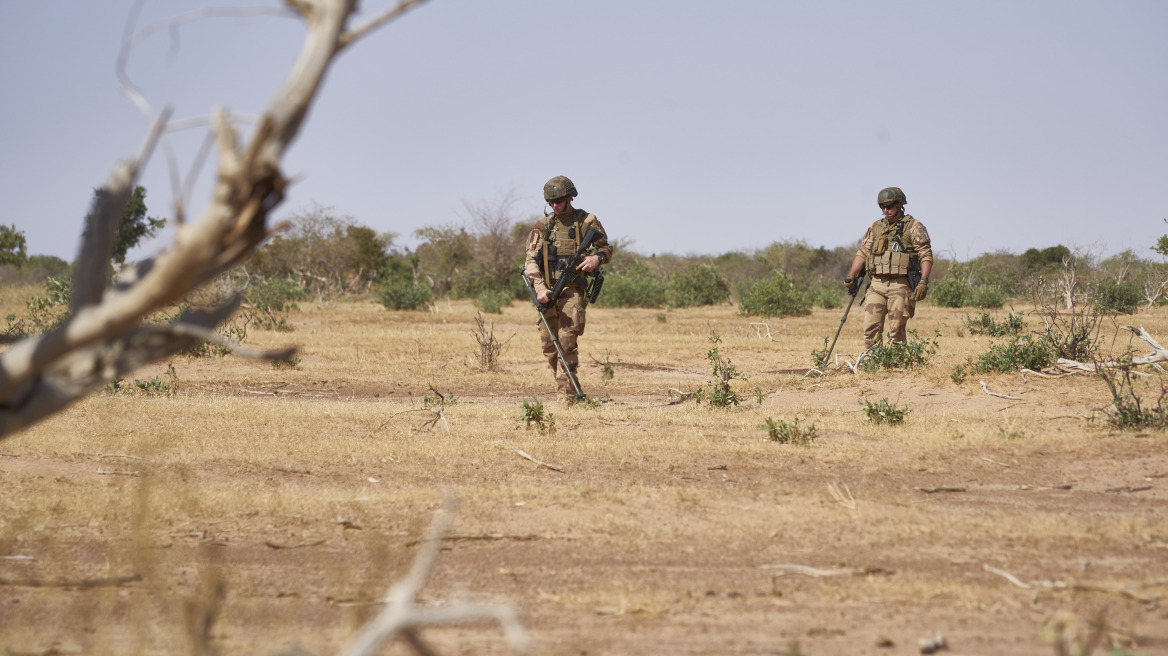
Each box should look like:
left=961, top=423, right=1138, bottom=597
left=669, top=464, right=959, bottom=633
left=877, top=187, right=907, bottom=207
left=544, top=176, right=578, bottom=201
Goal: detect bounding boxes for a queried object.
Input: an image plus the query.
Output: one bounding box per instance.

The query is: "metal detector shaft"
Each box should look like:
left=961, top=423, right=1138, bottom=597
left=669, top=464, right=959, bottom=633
left=821, top=274, right=866, bottom=369
left=522, top=272, right=586, bottom=401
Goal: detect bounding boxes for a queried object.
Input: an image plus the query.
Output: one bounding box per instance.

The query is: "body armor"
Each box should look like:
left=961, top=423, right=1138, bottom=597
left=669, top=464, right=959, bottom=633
left=867, top=216, right=919, bottom=276
left=542, top=212, right=591, bottom=286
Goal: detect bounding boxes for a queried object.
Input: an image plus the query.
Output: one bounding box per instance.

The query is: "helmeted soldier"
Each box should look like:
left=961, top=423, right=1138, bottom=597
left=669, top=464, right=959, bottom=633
left=844, top=187, right=933, bottom=347
left=523, top=176, right=613, bottom=401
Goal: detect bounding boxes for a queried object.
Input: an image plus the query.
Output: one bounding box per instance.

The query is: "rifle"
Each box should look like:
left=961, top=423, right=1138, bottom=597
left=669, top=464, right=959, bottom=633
left=541, top=225, right=602, bottom=310
left=819, top=268, right=867, bottom=370
left=522, top=271, right=586, bottom=402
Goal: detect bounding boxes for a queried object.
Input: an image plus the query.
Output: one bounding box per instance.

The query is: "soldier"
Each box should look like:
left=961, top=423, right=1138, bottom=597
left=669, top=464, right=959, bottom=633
left=523, top=176, right=613, bottom=401
left=844, top=187, right=933, bottom=347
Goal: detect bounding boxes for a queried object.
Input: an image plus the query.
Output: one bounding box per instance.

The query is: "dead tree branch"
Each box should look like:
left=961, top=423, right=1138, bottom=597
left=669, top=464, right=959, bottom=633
left=1058, top=325, right=1168, bottom=372
left=339, top=495, right=531, bottom=656
left=0, top=1, right=418, bottom=439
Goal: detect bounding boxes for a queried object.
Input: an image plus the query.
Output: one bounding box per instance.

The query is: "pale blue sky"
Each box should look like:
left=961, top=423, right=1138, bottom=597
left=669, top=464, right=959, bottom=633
left=1, top=1, right=1165, bottom=265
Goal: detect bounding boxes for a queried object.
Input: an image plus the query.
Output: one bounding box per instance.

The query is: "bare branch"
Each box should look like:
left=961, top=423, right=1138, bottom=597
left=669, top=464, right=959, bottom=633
left=338, top=0, right=430, bottom=51
left=0, top=1, right=410, bottom=439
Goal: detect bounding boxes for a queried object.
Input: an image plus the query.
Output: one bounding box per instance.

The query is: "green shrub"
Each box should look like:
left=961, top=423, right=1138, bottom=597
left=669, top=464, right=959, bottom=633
left=861, top=397, right=909, bottom=424
left=737, top=270, right=812, bottom=318
left=667, top=263, right=729, bottom=308
left=932, top=277, right=967, bottom=308
left=763, top=417, right=817, bottom=445
left=517, top=398, right=556, bottom=433
left=379, top=279, right=432, bottom=311
left=1095, top=280, right=1143, bottom=314
left=859, top=329, right=939, bottom=372
left=1101, top=367, right=1168, bottom=430
left=473, top=289, right=513, bottom=314
left=808, top=285, right=843, bottom=310
left=967, top=284, right=1005, bottom=308
left=694, top=329, right=744, bottom=409
left=247, top=276, right=309, bottom=331
left=963, top=311, right=1025, bottom=337
left=964, top=334, right=1053, bottom=374
left=593, top=260, right=666, bottom=308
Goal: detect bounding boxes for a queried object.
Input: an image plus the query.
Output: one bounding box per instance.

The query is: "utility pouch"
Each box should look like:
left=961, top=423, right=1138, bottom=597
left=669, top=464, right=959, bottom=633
left=544, top=243, right=560, bottom=282
left=586, top=267, right=605, bottom=303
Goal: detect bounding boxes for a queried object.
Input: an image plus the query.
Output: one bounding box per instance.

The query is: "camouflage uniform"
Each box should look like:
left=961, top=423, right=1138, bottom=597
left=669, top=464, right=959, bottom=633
left=524, top=209, right=612, bottom=396
left=855, top=215, right=932, bottom=347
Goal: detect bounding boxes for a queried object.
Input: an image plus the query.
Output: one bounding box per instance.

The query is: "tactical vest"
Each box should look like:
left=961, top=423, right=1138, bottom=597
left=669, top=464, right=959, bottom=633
left=541, top=212, right=594, bottom=286
left=867, top=216, right=918, bottom=276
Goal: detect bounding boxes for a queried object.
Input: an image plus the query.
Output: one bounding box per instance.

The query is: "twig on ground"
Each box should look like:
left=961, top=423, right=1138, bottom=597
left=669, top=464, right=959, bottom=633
left=1020, top=368, right=1074, bottom=380
left=980, top=380, right=1021, bottom=400
left=1017, top=484, right=1073, bottom=491
left=759, top=563, right=891, bottom=577
left=827, top=482, right=856, bottom=509
left=511, top=448, right=564, bottom=473
left=1105, top=486, right=1152, bottom=493
left=265, top=539, right=326, bottom=549
left=404, top=534, right=564, bottom=548
left=916, top=487, right=966, bottom=494
left=97, top=466, right=139, bottom=477
left=982, top=564, right=1164, bottom=602
left=0, top=574, right=142, bottom=588
left=1059, top=325, right=1168, bottom=371
left=338, top=494, right=531, bottom=656
left=980, top=456, right=1011, bottom=468
left=749, top=322, right=773, bottom=341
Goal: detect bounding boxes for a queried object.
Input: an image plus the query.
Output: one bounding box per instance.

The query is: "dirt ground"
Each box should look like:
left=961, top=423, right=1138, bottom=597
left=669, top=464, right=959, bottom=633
left=2, top=301, right=1167, bottom=655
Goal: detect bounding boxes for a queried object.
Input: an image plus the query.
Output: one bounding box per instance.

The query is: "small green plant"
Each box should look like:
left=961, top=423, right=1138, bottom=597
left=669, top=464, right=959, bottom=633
left=518, top=398, right=556, bottom=433
left=592, top=354, right=615, bottom=381
left=859, top=329, right=939, bottom=372
left=997, top=426, right=1025, bottom=440
left=577, top=394, right=612, bottom=409
left=963, top=334, right=1053, bottom=374
left=861, top=397, right=909, bottom=424
left=763, top=416, right=817, bottom=445
left=270, top=356, right=302, bottom=370
left=656, top=312, right=667, bottom=323
left=694, top=327, right=744, bottom=409
left=810, top=335, right=830, bottom=370
left=950, top=364, right=966, bottom=383
left=1100, top=366, right=1168, bottom=430
left=116, top=363, right=179, bottom=397
left=963, top=311, right=1026, bottom=337
left=752, top=387, right=769, bottom=405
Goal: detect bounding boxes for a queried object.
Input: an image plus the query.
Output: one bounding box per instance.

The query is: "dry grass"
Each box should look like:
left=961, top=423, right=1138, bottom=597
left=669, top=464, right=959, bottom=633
left=2, top=291, right=1167, bottom=655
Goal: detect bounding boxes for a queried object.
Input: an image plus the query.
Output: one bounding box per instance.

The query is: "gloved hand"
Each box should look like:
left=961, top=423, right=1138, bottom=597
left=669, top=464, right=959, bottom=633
left=912, top=278, right=929, bottom=302
left=844, top=276, right=858, bottom=296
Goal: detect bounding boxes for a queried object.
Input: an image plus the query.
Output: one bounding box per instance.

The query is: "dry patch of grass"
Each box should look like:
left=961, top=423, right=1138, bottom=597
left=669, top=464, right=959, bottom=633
left=3, top=297, right=1168, bottom=654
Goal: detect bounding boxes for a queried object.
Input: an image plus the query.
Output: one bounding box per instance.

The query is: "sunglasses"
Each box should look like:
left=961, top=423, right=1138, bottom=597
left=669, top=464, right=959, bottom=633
left=880, top=203, right=899, bottom=210
left=548, top=197, right=570, bottom=205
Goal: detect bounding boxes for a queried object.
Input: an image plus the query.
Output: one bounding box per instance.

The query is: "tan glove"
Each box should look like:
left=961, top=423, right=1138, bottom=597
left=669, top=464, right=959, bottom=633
left=912, top=278, right=929, bottom=302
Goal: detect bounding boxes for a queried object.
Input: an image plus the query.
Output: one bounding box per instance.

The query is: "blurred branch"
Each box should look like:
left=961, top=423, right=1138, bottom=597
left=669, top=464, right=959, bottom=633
left=0, top=0, right=396, bottom=438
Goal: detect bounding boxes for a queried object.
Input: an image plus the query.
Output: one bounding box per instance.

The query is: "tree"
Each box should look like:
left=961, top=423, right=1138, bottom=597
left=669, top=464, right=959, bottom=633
left=414, top=223, right=474, bottom=294
left=0, top=224, right=28, bottom=267
left=85, top=185, right=166, bottom=265
left=0, top=0, right=426, bottom=437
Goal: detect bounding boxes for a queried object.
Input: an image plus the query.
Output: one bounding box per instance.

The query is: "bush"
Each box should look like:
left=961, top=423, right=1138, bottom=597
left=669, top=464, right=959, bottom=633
left=963, top=334, right=1053, bottom=375
left=379, top=279, right=432, bottom=311
left=1101, top=367, right=1168, bottom=430
left=667, top=263, right=729, bottom=308
left=808, top=284, right=843, bottom=310
left=474, top=289, right=513, bottom=314
left=593, top=260, right=666, bottom=308
left=763, top=417, right=817, bottom=445
left=737, top=270, right=811, bottom=318
left=964, top=311, right=1025, bottom=337
left=931, top=277, right=967, bottom=308
left=861, top=397, right=909, bottom=424
left=967, top=284, right=1005, bottom=308
left=859, top=329, right=939, bottom=372
left=1095, top=280, right=1143, bottom=314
